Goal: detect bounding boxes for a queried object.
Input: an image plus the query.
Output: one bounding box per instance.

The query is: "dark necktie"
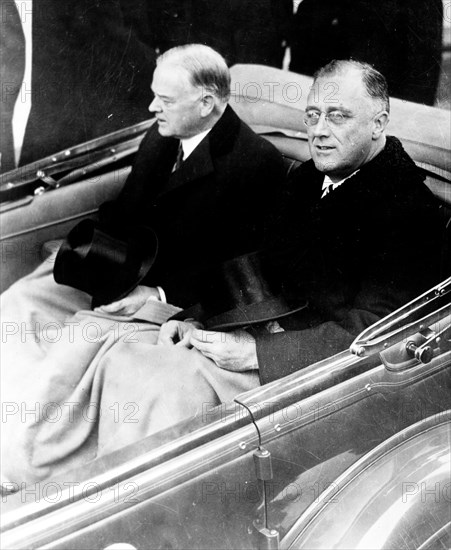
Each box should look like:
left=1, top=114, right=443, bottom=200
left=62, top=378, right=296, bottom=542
left=321, top=179, right=340, bottom=198
left=172, top=141, right=184, bottom=172
left=0, top=1, right=26, bottom=173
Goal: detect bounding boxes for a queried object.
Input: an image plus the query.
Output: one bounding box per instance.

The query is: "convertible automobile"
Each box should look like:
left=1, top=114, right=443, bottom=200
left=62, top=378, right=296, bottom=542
left=1, top=65, right=450, bottom=550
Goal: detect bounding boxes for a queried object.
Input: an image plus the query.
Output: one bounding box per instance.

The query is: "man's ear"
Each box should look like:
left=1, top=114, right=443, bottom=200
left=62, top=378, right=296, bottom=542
left=200, top=94, right=216, bottom=117
left=372, top=111, right=389, bottom=139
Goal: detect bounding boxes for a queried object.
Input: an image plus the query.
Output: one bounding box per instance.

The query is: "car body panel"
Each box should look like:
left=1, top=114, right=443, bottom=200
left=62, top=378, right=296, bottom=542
left=2, top=322, right=450, bottom=548
left=283, top=414, right=451, bottom=549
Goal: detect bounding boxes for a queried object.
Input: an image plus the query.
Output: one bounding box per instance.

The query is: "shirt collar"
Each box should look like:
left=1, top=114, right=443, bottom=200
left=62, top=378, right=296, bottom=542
left=321, top=169, right=359, bottom=198
left=181, top=129, right=211, bottom=160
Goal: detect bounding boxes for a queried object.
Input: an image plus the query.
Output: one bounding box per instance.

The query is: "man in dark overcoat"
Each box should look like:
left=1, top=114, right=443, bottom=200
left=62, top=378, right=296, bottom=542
left=162, top=60, right=447, bottom=383
left=96, top=48, right=285, bottom=311
left=1, top=44, right=284, bottom=486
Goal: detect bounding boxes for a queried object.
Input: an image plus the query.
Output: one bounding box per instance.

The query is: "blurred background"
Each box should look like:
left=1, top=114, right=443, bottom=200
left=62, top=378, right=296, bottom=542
left=1, top=0, right=450, bottom=173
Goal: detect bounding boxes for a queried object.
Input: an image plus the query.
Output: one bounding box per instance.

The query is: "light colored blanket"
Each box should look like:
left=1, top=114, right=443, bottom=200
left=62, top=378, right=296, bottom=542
left=1, top=257, right=259, bottom=485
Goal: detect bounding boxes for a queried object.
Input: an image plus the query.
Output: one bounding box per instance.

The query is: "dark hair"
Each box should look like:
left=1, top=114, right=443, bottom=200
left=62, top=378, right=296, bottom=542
left=157, top=44, right=231, bottom=102
left=313, top=59, right=390, bottom=112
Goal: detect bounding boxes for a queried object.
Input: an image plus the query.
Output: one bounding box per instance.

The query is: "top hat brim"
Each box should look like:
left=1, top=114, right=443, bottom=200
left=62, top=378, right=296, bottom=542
left=171, top=297, right=308, bottom=331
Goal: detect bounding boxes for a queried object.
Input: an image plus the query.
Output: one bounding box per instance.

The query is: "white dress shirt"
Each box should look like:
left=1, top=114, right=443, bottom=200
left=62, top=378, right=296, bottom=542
left=180, top=128, right=211, bottom=160
left=321, top=170, right=359, bottom=198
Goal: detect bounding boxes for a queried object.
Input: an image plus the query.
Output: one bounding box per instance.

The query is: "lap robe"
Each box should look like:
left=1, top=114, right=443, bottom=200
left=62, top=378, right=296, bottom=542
left=0, top=256, right=260, bottom=484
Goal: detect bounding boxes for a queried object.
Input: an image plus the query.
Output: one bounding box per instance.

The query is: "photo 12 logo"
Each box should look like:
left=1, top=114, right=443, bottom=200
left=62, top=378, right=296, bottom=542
left=1, top=480, right=140, bottom=505
left=402, top=481, right=451, bottom=504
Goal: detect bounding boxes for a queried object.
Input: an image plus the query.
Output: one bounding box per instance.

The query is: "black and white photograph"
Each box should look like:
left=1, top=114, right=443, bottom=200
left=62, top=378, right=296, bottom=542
left=1, top=1, right=450, bottom=548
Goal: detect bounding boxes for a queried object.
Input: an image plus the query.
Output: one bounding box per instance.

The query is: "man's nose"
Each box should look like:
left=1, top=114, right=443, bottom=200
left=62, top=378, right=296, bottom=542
left=311, top=113, right=330, bottom=137
left=149, top=96, right=160, bottom=113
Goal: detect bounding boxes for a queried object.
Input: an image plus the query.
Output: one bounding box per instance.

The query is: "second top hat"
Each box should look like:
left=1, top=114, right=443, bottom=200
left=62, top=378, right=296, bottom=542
left=170, top=251, right=307, bottom=330
left=53, top=219, right=158, bottom=308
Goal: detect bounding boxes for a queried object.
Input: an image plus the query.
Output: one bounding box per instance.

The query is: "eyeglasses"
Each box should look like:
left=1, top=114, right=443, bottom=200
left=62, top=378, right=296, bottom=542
left=303, top=110, right=353, bottom=127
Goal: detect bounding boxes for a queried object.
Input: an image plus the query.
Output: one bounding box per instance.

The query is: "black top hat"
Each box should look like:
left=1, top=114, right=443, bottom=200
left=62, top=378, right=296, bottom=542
left=54, top=219, right=158, bottom=308
left=170, top=251, right=307, bottom=331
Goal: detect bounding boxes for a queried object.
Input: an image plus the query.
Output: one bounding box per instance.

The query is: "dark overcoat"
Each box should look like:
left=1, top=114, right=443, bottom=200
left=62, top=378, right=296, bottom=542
left=290, top=0, right=443, bottom=105
left=257, top=136, right=449, bottom=383
left=99, top=105, right=286, bottom=307
left=19, top=0, right=156, bottom=166
left=148, top=0, right=292, bottom=68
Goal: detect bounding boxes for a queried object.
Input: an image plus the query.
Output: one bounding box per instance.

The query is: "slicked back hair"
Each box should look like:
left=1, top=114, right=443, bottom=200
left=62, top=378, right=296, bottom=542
left=313, top=59, right=390, bottom=113
left=157, top=44, right=231, bottom=102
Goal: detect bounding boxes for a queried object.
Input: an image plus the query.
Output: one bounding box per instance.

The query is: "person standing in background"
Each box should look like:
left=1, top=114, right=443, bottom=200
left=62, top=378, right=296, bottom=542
left=0, top=0, right=26, bottom=173
left=4, top=0, right=156, bottom=168
left=290, top=0, right=443, bottom=105
left=148, top=0, right=293, bottom=67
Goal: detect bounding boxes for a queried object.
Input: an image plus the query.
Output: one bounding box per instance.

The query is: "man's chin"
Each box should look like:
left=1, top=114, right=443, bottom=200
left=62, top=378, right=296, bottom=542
left=156, top=122, right=172, bottom=137
left=313, top=157, right=337, bottom=175
left=157, top=127, right=169, bottom=136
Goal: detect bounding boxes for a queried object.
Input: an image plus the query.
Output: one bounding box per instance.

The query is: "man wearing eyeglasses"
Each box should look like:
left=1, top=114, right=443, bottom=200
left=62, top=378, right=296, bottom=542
left=303, top=62, right=389, bottom=196
left=161, top=59, right=447, bottom=383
